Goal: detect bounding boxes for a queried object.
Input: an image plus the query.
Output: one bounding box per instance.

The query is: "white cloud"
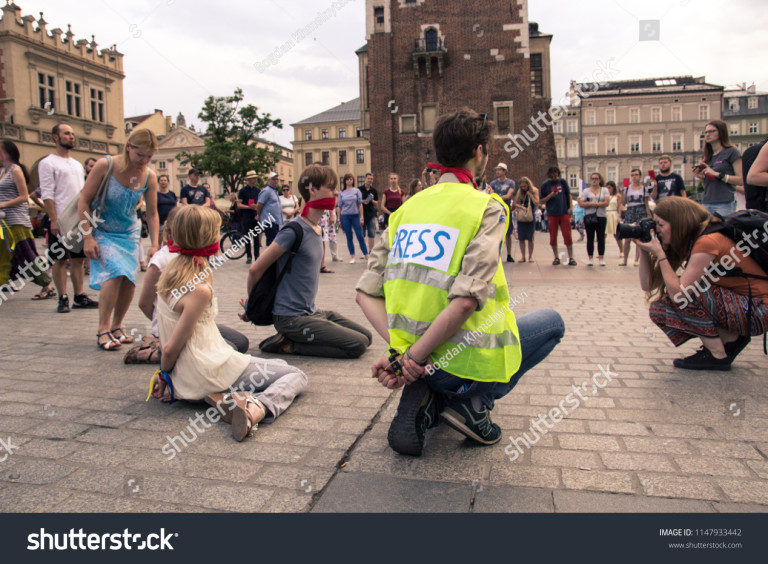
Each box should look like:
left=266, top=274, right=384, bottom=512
left=22, top=0, right=768, bottom=148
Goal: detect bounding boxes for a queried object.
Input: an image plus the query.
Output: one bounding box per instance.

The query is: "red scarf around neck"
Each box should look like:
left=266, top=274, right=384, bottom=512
left=427, top=163, right=478, bottom=189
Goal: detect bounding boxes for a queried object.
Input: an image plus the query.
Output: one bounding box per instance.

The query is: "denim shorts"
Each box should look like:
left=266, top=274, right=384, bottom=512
left=363, top=216, right=377, bottom=238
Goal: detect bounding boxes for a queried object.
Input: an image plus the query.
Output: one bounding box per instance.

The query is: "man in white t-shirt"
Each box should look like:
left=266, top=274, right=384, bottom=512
left=39, top=124, right=98, bottom=313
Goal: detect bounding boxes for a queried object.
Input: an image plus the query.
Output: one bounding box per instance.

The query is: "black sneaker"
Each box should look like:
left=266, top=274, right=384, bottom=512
left=57, top=295, right=70, bottom=313
left=259, top=333, right=291, bottom=354
left=673, top=347, right=732, bottom=371
left=506, top=255, right=515, bottom=263
left=72, top=293, right=99, bottom=308
left=724, top=335, right=751, bottom=360
left=440, top=396, right=502, bottom=445
left=246, top=258, right=252, bottom=265
left=387, top=379, right=440, bottom=456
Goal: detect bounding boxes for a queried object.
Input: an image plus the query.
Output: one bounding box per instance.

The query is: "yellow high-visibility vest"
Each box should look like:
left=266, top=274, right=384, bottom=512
left=384, top=182, right=522, bottom=382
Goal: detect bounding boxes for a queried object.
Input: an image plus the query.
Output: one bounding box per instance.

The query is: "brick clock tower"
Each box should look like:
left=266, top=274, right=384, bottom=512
left=359, top=0, right=556, bottom=189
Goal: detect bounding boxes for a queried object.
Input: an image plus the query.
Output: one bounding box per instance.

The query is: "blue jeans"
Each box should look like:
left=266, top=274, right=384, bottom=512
left=425, top=309, right=565, bottom=410
left=703, top=201, right=735, bottom=217
left=340, top=213, right=368, bottom=257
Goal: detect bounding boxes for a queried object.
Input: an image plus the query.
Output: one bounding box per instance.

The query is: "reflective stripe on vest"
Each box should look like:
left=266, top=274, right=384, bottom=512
left=387, top=313, right=519, bottom=349
left=384, top=262, right=498, bottom=301
left=383, top=182, right=522, bottom=383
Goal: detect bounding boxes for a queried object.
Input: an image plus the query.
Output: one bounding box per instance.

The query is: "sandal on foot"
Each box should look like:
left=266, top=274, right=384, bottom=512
left=552, top=258, right=560, bottom=265
left=31, top=288, right=57, bottom=300
left=110, top=327, right=134, bottom=344
left=230, top=393, right=267, bottom=442
left=520, top=258, right=526, bottom=263
left=320, top=266, right=334, bottom=274
left=205, top=392, right=234, bottom=424
left=97, top=331, right=121, bottom=351
left=568, top=258, right=577, bottom=266
left=124, top=338, right=161, bottom=364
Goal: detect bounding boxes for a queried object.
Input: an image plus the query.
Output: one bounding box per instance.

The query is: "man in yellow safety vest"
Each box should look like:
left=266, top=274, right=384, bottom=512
left=356, top=108, right=565, bottom=456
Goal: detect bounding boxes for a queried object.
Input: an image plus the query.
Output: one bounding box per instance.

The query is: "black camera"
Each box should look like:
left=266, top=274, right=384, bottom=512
left=616, top=218, right=657, bottom=242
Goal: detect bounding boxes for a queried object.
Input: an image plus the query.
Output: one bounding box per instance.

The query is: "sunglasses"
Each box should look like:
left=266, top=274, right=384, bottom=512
left=479, top=113, right=488, bottom=129
left=704, top=129, right=717, bottom=134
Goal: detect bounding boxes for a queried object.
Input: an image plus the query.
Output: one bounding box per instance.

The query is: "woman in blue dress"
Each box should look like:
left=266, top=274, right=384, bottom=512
left=79, top=129, right=160, bottom=350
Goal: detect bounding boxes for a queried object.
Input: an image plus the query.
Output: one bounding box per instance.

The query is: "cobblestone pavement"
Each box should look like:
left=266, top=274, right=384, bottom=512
left=0, top=232, right=766, bottom=513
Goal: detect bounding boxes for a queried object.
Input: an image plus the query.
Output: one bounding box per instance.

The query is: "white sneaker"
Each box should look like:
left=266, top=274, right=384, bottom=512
left=349, top=258, right=356, bottom=264
left=599, top=258, right=606, bottom=267
left=587, top=258, right=594, bottom=266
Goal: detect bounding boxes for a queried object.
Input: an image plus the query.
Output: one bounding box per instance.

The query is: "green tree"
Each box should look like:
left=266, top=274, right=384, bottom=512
left=177, top=88, right=283, bottom=195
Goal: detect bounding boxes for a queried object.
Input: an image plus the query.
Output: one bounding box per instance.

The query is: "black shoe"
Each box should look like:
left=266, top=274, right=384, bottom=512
left=387, top=379, right=440, bottom=456
left=57, top=295, right=70, bottom=313
left=673, top=347, right=732, bottom=371
left=440, top=396, right=502, bottom=445
left=724, top=335, right=751, bottom=360
left=246, top=258, right=252, bottom=265
left=72, top=293, right=98, bottom=308
left=506, top=255, right=515, bottom=263
left=259, top=333, right=290, bottom=354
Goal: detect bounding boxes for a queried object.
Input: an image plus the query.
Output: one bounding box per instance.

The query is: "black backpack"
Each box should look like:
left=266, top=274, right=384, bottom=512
left=702, top=210, right=768, bottom=282
left=697, top=210, right=768, bottom=353
left=742, top=139, right=768, bottom=212
left=245, top=222, right=304, bottom=326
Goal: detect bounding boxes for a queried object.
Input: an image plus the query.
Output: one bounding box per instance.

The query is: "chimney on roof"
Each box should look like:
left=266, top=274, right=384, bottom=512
left=747, top=83, right=756, bottom=95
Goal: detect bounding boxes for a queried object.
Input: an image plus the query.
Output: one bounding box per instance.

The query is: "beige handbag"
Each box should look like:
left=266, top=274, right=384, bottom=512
left=56, top=156, right=113, bottom=253
left=516, top=195, right=534, bottom=222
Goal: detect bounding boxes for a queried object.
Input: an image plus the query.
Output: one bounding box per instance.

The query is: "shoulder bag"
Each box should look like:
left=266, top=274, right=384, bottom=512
left=516, top=195, right=534, bottom=223
left=583, top=189, right=600, bottom=226
left=57, top=156, right=113, bottom=253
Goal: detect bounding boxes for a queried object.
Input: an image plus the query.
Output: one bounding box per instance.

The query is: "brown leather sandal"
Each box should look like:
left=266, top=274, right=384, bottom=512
left=230, top=393, right=267, bottom=442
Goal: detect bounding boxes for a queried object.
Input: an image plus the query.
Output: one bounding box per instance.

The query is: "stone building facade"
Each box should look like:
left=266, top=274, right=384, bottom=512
left=577, top=76, right=723, bottom=189
left=360, top=0, right=555, bottom=191
left=0, top=2, right=125, bottom=183
left=291, top=98, right=371, bottom=187
left=723, top=84, right=768, bottom=154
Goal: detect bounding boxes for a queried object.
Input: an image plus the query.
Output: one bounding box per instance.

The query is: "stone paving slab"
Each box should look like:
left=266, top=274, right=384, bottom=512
left=311, top=473, right=472, bottom=513
left=0, top=232, right=766, bottom=513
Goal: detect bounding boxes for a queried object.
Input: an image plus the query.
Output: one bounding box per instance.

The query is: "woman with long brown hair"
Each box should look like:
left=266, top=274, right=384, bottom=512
left=578, top=172, right=610, bottom=266
left=0, top=139, right=55, bottom=299
left=336, top=172, right=368, bottom=263
left=80, top=128, right=160, bottom=350
left=405, top=178, right=422, bottom=201
left=693, top=119, right=743, bottom=216
left=637, top=196, right=768, bottom=370
left=513, top=176, right=539, bottom=262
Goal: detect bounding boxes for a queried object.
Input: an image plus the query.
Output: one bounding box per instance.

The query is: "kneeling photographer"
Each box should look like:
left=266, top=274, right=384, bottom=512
left=627, top=196, right=768, bottom=370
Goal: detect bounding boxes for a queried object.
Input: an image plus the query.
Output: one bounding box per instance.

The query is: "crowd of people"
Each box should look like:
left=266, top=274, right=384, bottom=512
left=1, top=114, right=767, bottom=449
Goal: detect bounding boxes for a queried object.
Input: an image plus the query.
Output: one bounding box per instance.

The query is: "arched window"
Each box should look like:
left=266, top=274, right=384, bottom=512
left=425, top=28, right=438, bottom=51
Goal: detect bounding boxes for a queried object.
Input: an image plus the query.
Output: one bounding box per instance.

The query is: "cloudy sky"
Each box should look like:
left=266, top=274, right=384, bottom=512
left=22, top=0, right=768, bottom=148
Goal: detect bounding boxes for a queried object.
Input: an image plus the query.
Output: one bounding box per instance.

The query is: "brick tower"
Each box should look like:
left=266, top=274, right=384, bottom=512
left=359, top=0, right=556, bottom=190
